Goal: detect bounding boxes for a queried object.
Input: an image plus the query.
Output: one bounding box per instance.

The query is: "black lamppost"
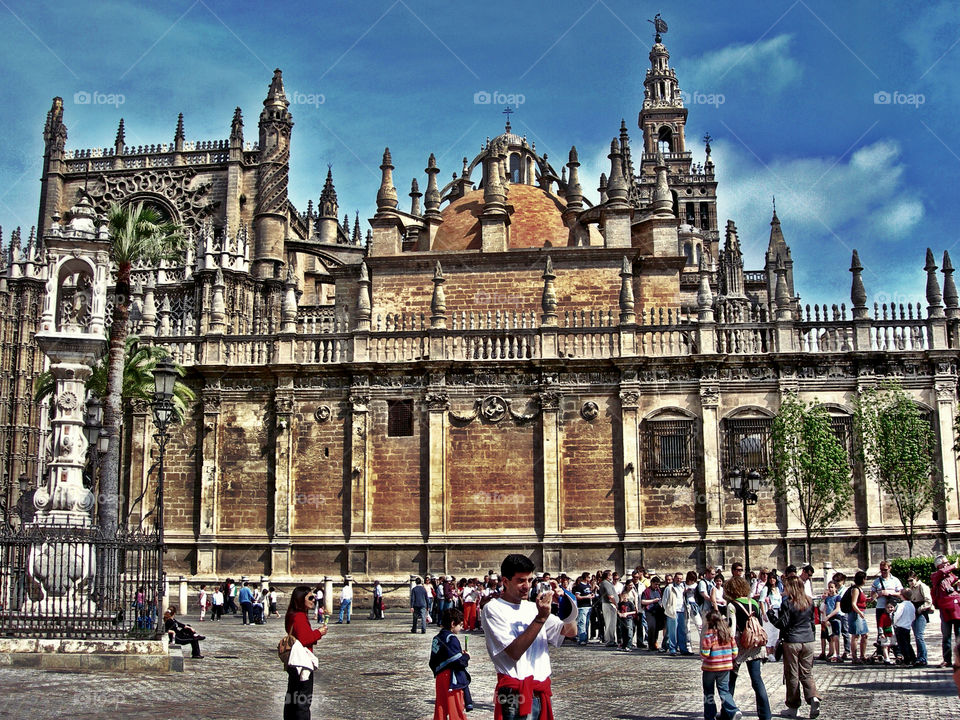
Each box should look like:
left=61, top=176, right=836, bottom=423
left=150, top=356, right=178, bottom=544
left=728, top=468, right=761, bottom=575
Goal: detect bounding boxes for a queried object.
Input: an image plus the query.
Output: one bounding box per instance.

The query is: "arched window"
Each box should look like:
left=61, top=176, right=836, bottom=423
left=683, top=242, right=693, bottom=265
left=657, top=126, right=673, bottom=154
left=700, top=202, right=710, bottom=229
left=510, top=154, right=522, bottom=183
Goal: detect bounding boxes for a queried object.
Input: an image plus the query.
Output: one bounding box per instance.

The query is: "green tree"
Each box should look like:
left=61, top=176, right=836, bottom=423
left=855, top=380, right=937, bottom=558
left=100, top=202, right=183, bottom=537
left=771, top=393, right=853, bottom=563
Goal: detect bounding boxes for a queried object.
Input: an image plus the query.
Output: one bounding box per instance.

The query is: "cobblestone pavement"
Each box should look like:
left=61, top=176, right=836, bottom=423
left=0, top=609, right=956, bottom=720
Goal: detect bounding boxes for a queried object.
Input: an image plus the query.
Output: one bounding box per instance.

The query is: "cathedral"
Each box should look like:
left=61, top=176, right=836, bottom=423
left=2, top=29, right=958, bottom=582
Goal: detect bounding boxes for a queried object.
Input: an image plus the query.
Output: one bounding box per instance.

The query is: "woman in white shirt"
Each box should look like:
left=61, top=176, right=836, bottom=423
left=758, top=573, right=783, bottom=661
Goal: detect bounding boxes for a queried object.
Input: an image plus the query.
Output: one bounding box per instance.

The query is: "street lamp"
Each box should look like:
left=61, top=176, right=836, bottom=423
left=150, top=356, right=178, bottom=543
left=728, top=467, right=761, bottom=575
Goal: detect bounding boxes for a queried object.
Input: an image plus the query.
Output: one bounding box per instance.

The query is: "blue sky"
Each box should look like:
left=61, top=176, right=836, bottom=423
left=1, top=1, right=958, bottom=308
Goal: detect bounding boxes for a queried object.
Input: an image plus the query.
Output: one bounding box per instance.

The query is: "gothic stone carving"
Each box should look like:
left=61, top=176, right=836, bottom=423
left=88, top=168, right=219, bottom=230
left=580, top=401, right=599, bottom=421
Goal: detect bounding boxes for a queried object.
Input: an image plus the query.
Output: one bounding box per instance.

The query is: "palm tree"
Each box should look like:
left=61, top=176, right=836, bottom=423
left=100, top=202, right=183, bottom=537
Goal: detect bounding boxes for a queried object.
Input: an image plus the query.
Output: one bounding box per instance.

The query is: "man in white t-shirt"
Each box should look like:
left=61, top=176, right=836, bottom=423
left=483, top=554, right=577, bottom=720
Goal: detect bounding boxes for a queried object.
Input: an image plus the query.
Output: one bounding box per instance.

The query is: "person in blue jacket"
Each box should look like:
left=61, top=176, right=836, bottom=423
left=430, top=608, right=473, bottom=719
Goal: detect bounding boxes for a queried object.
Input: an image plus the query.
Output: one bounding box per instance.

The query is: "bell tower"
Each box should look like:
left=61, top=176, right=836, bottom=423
left=636, top=18, right=719, bottom=262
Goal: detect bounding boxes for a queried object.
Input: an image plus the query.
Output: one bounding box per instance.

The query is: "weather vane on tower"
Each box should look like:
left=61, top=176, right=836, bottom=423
left=648, top=13, right=668, bottom=42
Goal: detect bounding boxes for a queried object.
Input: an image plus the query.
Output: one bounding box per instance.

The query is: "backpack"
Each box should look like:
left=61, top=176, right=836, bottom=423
left=277, top=631, right=296, bottom=666
left=735, top=601, right=767, bottom=651
left=839, top=585, right=853, bottom=613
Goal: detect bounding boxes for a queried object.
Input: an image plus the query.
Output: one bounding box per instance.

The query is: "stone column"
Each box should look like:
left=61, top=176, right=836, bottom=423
left=699, top=376, right=722, bottom=528
left=778, top=379, right=800, bottom=535
left=348, top=389, right=371, bottom=538
left=197, top=381, right=221, bottom=575
left=272, top=380, right=295, bottom=576
left=425, top=390, right=449, bottom=539
left=539, top=390, right=562, bottom=540
left=178, top=576, right=188, bottom=614
left=935, top=372, right=960, bottom=523
left=323, top=576, right=334, bottom=616
left=619, top=385, right=641, bottom=533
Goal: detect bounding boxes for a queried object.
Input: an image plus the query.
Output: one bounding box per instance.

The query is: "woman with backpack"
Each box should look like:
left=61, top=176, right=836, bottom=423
left=283, top=586, right=328, bottom=720
left=719, top=576, right=771, bottom=720
left=768, top=576, right=821, bottom=719
left=842, top=571, right=869, bottom=664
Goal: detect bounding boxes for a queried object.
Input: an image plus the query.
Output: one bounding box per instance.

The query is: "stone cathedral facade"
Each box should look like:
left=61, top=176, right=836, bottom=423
left=3, top=33, right=960, bottom=581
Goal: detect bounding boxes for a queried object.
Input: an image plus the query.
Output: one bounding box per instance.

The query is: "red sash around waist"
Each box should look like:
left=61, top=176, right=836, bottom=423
left=494, top=673, right=553, bottom=720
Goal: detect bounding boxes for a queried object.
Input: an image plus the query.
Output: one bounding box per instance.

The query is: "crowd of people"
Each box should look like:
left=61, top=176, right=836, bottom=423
left=210, top=555, right=960, bottom=720
left=196, top=579, right=280, bottom=627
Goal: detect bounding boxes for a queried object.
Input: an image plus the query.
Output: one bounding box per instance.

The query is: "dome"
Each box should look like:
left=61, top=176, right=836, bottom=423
left=432, top=184, right=570, bottom=251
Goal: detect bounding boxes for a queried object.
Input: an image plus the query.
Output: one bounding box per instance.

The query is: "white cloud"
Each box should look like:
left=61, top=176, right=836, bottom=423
left=681, top=34, right=802, bottom=98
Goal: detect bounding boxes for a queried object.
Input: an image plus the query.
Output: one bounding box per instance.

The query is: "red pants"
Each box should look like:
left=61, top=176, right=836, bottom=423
left=463, top=602, right=477, bottom=631
left=433, top=670, right=467, bottom=720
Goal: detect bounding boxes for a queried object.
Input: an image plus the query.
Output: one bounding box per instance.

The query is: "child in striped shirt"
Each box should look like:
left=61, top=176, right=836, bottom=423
left=700, top=610, right=742, bottom=720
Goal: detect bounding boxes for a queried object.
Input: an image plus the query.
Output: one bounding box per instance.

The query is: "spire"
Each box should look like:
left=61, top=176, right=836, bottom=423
left=850, top=250, right=867, bottom=319
left=430, top=261, right=446, bottom=329
left=409, top=178, right=422, bottom=216
left=619, top=256, right=635, bottom=324
left=230, top=107, right=244, bottom=145
left=319, top=167, right=338, bottom=218
left=925, top=247, right=945, bottom=318
left=174, top=113, right=185, bottom=150
left=565, top=146, right=583, bottom=211
left=944, top=251, right=959, bottom=318
left=376, top=147, right=398, bottom=211
left=352, top=211, right=362, bottom=245
left=606, top=139, right=628, bottom=203
left=264, top=68, right=288, bottom=110
left=114, top=118, right=125, bottom=154
left=43, top=97, right=67, bottom=154
left=342, top=213, right=350, bottom=241
left=424, top=153, right=441, bottom=217
left=598, top=173, right=608, bottom=204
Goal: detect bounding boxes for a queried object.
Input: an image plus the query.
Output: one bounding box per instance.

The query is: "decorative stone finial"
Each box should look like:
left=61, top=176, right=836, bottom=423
left=174, top=113, right=185, bottom=147
left=541, top=255, right=557, bottom=326
left=606, top=139, right=628, bottom=203
left=926, top=247, right=944, bottom=318
left=230, top=107, right=244, bottom=144
left=114, top=118, right=125, bottom=154
left=697, top=252, right=714, bottom=321
left=943, top=251, right=958, bottom=318
left=431, top=261, right=446, bottom=328
left=376, top=147, right=398, bottom=211
left=651, top=151, right=673, bottom=215
left=409, top=178, right=422, bottom=216
left=850, top=249, right=867, bottom=319
left=619, top=256, right=635, bottom=324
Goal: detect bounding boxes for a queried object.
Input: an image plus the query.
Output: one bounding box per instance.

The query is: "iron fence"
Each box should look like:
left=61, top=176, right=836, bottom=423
left=0, top=524, right=164, bottom=639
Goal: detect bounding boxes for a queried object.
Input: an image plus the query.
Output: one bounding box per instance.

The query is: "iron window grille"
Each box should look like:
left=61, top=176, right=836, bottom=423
left=642, top=418, right=697, bottom=479
left=829, top=415, right=855, bottom=467
left=387, top=399, right=414, bottom=437
left=722, top=417, right=772, bottom=478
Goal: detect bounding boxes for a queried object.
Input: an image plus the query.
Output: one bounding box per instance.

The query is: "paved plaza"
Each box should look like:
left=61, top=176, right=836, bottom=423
left=0, top=609, right=955, bottom=720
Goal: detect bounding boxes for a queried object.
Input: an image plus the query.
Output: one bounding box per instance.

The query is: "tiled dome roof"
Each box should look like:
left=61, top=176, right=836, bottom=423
left=432, top=184, right=570, bottom=251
